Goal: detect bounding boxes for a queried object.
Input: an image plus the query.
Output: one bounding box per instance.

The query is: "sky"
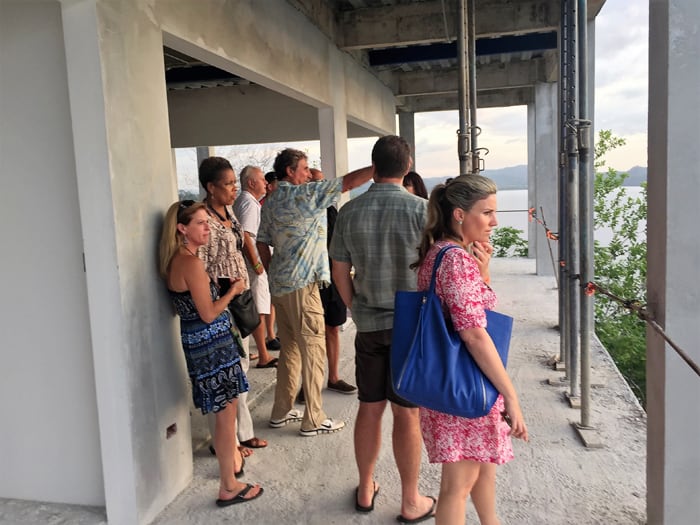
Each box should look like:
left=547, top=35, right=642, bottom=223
left=176, top=0, right=648, bottom=189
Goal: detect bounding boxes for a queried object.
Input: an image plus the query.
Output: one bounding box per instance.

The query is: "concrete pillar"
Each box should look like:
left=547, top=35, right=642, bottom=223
left=647, top=1, right=700, bottom=523
left=196, top=146, right=214, bottom=199
left=528, top=82, right=559, bottom=276
left=319, top=107, right=348, bottom=180
left=527, top=102, right=536, bottom=258
left=319, top=49, right=348, bottom=189
left=398, top=111, right=416, bottom=170
left=61, top=1, right=140, bottom=521
left=62, top=1, right=191, bottom=523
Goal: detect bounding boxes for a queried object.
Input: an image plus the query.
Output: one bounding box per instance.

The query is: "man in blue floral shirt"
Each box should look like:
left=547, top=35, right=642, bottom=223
left=257, top=148, right=373, bottom=437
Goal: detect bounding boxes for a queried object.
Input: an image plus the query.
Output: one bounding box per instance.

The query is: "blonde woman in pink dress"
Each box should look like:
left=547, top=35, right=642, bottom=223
left=413, top=175, right=528, bottom=525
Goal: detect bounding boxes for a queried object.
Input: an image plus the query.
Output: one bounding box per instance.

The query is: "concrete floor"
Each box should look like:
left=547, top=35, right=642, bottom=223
left=0, top=258, right=647, bottom=524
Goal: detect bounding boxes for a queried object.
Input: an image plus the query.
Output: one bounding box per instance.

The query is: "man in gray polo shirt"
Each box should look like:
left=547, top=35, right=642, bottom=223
left=330, top=135, right=435, bottom=522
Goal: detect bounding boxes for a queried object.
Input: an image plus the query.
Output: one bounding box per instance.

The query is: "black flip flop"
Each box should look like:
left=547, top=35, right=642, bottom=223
left=355, top=482, right=380, bottom=513
left=255, top=358, right=278, bottom=369
left=215, top=484, right=264, bottom=507
left=396, top=496, right=436, bottom=523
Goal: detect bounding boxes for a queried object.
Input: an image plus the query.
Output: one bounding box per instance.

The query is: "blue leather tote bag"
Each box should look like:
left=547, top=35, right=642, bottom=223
left=391, top=245, right=513, bottom=418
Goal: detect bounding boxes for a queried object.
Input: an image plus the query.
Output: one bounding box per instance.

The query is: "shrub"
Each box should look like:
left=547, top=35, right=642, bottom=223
left=491, top=226, right=529, bottom=257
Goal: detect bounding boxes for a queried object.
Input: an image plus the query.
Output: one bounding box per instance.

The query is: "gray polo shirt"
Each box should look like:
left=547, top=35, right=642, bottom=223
left=329, top=183, right=427, bottom=332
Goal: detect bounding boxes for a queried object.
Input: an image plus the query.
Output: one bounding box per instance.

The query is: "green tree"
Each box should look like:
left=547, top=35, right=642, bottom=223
left=486, top=129, right=648, bottom=406
left=593, top=130, right=647, bottom=406
left=178, top=189, right=200, bottom=201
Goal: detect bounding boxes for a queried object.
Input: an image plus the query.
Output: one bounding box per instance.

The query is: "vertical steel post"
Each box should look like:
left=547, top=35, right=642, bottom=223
left=457, top=0, right=469, bottom=176
left=577, top=0, right=593, bottom=426
left=468, top=0, right=479, bottom=173
left=566, top=0, right=580, bottom=400
left=558, top=0, right=569, bottom=368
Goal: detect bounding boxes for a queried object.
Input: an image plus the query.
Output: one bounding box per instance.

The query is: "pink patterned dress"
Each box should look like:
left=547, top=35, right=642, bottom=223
left=416, top=240, right=514, bottom=465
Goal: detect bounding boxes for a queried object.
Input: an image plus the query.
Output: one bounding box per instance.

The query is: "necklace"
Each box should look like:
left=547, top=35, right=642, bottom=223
left=183, top=245, right=198, bottom=257
left=206, top=201, right=230, bottom=223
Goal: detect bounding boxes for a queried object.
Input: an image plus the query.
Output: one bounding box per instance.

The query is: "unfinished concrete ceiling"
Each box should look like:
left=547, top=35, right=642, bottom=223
left=290, top=0, right=606, bottom=111
left=164, top=0, right=606, bottom=123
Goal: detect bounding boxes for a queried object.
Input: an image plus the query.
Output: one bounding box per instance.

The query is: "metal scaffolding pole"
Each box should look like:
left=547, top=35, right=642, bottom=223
left=558, top=0, right=570, bottom=369
left=468, top=0, right=479, bottom=173
left=565, top=0, right=580, bottom=401
left=577, top=0, right=593, bottom=427
left=457, top=0, right=470, bottom=176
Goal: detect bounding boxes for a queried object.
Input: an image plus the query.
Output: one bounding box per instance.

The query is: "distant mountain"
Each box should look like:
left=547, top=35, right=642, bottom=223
left=623, top=166, right=647, bottom=186
left=482, top=164, right=647, bottom=189
left=347, top=164, right=646, bottom=198
left=482, top=165, right=528, bottom=190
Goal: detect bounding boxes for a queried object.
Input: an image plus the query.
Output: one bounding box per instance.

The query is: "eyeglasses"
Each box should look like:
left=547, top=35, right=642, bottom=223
left=179, top=199, right=196, bottom=209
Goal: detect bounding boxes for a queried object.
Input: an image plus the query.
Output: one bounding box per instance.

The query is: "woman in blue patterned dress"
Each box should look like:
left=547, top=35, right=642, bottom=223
left=159, top=200, right=264, bottom=507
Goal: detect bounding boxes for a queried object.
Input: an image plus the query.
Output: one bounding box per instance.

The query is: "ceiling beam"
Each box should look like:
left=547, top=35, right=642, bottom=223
left=379, top=53, right=557, bottom=97
left=397, top=87, right=534, bottom=112
left=341, top=0, right=559, bottom=50
left=367, top=32, right=557, bottom=66
left=285, top=0, right=340, bottom=43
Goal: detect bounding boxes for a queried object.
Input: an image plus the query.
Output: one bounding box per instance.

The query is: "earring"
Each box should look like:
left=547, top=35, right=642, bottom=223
left=183, top=235, right=189, bottom=245
left=458, top=220, right=463, bottom=225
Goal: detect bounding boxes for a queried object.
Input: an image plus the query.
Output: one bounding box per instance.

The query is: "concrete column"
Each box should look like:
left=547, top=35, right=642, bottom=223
left=647, top=1, right=700, bottom=523
left=62, top=1, right=192, bottom=523
left=61, top=1, right=140, bottom=521
left=196, top=146, right=214, bottom=199
left=530, top=82, right=559, bottom=276
left=398, top=111, right=416, bottom=170
left=319, top=48, right=348, bottom=188
left=319, top=107, right=348, bottom=180
left=527, top=102, right=537, bottom=257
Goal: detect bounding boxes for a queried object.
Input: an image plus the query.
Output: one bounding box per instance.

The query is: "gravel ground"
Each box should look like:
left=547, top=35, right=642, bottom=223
left=0, top=258, right=646, bottom=524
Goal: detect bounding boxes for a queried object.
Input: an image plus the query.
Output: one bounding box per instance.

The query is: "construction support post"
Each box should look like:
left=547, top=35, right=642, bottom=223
left=457, top=0, right=470, bottom=176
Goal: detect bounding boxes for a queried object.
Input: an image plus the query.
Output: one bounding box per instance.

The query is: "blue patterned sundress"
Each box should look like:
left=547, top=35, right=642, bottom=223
left=168, top=281, right=249, bottom=414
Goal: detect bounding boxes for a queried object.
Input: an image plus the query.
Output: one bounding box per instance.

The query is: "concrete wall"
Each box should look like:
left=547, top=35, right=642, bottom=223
left=168, top=86, right=381, bottom=148
left=647, top=1, right=700, bottom=523
left=169, top=85, right=320, bottom=147
left=0, top=0, right=395, bottom=522
left=0, top=1, right=103, bottom=505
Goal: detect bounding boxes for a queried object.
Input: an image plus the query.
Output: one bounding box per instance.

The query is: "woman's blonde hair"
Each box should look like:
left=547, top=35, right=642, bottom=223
left=412, top=174, right=497, bottom=269
left=158, top=200, right=206, bottom=279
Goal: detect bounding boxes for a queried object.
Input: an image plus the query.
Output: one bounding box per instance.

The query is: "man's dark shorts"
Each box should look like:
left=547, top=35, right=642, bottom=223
left=354, top=329, right=416, bottom=407
left=319, top=282, right=347, bottom=327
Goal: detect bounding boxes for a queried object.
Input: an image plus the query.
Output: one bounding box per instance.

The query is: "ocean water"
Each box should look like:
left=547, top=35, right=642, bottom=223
left=496, top=187, right=646, bottom=246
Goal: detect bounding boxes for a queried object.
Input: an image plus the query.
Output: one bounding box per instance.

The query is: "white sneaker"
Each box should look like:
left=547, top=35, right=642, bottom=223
left=269, top=409, right=303, bottom=428
left=299, top=418, right=345, bottom=437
